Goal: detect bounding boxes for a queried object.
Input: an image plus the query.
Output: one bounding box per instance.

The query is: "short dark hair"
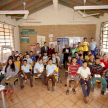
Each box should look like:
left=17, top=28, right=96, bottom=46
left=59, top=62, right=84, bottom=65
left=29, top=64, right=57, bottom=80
left=83, top=61, right=87, bottom=63
left=30, top=51, right=33, bottom=53
left=68, top=55, right=71, bottom=57
left=44, top=51, right=47, bottom=53
left=57, top=41, right=60, bottom=42
left=72, top=57, right=77, bottom=60
left=75, top=52, right=78, bottom=54
left=52, top=53, right=55, bottom=55
left=84, top=37, right=87, bottom=39
left=78, top=42, right=81, bottom=44
left=44, top=42, right=46, bottom=44
left=79, top=54, right=83, bottom=57
left=95, top=58, right=100, bottom=60
left=37, top=43, right=39, bottom=45
left=26, top=53, right=29, bottom=56
left=39, top=57, right=43, bottom=61
left=89, top=54, right=93, bottom=56
left=49, top=58, right=52, bottom=61
left=55, top=52, right=58, bottom=54
left=91, top=37, right=94, bottom=39
left=23, top=59, right=27, bottom=62
left=103, top=53, right=107, bottom=57
left=16, top=56, right=20, bottom=60
left=16, top=51, right=18, bottom=53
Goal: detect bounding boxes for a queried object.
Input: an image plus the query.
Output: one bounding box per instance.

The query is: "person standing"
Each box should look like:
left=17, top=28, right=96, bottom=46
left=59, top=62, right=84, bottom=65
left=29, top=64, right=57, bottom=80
left=48, top=44, right=55, bottom=56
left=77, top=61, right=91, bottom=103
left=82, top=37, right=89, bottom=59
left=41, top=42, right=49, bottom=56
left=89, top=38, right=97, bottom=58
left=33, top=43, right=41, bottom=62
left=63, top=44, right=70, bottom=68
left=55, top=41, right=62, bottom=68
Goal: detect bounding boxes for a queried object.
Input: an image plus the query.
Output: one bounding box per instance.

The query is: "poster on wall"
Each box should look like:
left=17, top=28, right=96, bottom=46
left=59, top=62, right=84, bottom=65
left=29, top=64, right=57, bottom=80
left=30, top=45, right=37, bottom=51
left=21, top=36, right=29, bottom=43
left=57, top=38, right=69, bottom=48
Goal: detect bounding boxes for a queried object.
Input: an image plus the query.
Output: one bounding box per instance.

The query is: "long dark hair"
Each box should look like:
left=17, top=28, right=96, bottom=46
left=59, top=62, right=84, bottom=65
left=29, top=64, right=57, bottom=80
left=5, top=58, right=15, bottom=73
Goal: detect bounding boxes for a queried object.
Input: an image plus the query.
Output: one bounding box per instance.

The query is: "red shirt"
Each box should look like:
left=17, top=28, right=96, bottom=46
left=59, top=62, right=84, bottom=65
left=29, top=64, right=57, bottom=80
left=100, top=59, right=108, bottom=68
left=69, top=63, right=80, bottom=76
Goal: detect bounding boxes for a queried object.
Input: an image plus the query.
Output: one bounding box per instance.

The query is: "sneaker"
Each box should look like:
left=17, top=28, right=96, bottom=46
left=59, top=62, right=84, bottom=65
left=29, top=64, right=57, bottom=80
left=47, top=87, right=50, bottom=91
left=4, top=91, right=8, bottom=95
left=52, top=88, right=55, bottom=92
left=9, top=89, right=14, bottom=93
left=66, top=90, right=69, bottom=95
left=21, top=86, right=24, bottom=89
left=72, top=88, right=76, bottom=94
left=101, top=91, right=104, bottom=95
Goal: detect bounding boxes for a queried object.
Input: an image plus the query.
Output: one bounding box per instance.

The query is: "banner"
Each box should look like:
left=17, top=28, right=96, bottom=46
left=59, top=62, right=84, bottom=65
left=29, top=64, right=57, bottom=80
left=21, top=29, right=37, bottom=34
left=30, top=45, right=37, bottom=51
left=21, top=36, right=29, bottom=43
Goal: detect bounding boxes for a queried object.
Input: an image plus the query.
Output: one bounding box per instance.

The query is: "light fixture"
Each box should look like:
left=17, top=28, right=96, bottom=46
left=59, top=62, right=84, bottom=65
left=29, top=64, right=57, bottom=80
left=74, top=5, right=108, bottom=10
left=0, top=10, right=29, bottom=19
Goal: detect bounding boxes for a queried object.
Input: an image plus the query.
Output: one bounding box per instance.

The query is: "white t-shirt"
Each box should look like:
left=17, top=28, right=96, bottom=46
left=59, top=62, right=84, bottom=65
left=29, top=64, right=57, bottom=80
left=77, top=67, right=91, bottom=78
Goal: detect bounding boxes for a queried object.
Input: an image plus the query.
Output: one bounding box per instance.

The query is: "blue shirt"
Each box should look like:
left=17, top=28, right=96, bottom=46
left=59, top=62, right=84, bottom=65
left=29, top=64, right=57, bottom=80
left=89, top=41, right=97, bottom=50
left=30, top=55, right=35, bottom=63
left=56, top=56, right=60, bottom=61
left=52, top=58, right=56, bottom=64
left=21, top=64, right=32, bottom=73
left=34, top=62, right=44, bottom=73
left=77, top=59, right=84, bottom=67
left=46, top=64, right=56, bottom=75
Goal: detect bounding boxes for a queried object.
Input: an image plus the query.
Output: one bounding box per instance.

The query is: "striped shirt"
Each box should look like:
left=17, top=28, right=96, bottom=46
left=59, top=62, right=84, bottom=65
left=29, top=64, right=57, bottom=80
left=69, top=63, right=80, bottom=76
left=90, top=64, right=103, bottom=77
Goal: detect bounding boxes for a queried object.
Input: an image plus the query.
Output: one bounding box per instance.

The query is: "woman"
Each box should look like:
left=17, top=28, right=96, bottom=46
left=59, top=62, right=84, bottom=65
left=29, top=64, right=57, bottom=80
left=1, top=58, right=18, bottom=94
left=48, top=44, right=55, bottom=56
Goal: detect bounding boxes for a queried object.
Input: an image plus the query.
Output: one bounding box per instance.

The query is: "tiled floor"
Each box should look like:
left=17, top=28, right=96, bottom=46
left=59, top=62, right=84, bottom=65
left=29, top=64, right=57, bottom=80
left=0, top=68, right=108, bottom=108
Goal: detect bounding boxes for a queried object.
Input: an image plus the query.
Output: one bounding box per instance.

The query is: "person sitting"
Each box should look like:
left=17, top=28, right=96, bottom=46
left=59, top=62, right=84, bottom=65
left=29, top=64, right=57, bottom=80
left=77, top=61, right=91, bottom=103
left=75, top=52, right=79, bottom=59
left=66, top=57, right=80, bottom=95
left=20, top=59, right=33, bottom=89
left=25, top=54, right=32, bottom=66
left=34, top=58, right=46, bottom=88
left=19, top=53, right=23, bottom=65
left=87, top=54, right=95, bottom=68
left=45, top=58, right=56, bottom=92
left=71, top=44, right=78, bottom=58
left=15, top=51, right=19, bottom=60
left=55, top=52, right=60, bottom=68
left=30, top=51, right=36, bottom=65
left=37, top=52, right=42, bottom=62
left=23, top=51, right=28, bottom=59
left=52, top=53, right=58, bottom=65
left=78, top=50, right=83, bottom=55
left=43, top=52, right=48, bottom=69
left=77, top=54, right=84, bottom=67
left=90, top=58, right=107, bottom=95
left=85, top=51, right=92, bottom=61
left=1, top=58, right=18, bottom=94
left=100, top=54, right=108, bottom=93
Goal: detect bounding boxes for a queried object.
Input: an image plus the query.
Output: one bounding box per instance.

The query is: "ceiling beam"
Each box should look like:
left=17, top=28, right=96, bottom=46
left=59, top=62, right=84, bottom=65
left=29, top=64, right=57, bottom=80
left=0, top=0, right=12, bottom=6
left=100, top=0, right=108, bottom=3
left=53, top=0, right=58, bottom=12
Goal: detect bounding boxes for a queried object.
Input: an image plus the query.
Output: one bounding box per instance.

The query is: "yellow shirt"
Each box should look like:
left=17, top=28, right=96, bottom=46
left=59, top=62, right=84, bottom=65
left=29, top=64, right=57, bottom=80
left=85, top=56, right=90, bottom=61
left=82, top=42, right=89, bottom=51
left=77, top=46, right=83, bottom=51
left=14, top=61, right=20, bottom=71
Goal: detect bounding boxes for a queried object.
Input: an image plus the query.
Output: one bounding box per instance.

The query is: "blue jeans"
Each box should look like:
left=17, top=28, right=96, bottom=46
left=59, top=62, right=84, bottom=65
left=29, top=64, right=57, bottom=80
left=91, top=50, right=96, bottom=58
left=105, top=77, right=108, bottom=88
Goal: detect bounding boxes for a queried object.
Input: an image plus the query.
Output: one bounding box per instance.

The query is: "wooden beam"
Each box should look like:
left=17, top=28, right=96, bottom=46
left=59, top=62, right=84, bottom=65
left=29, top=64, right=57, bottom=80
left=0, top=0, right=19, bottom=10
left=100, top=0, right=108, bottom=3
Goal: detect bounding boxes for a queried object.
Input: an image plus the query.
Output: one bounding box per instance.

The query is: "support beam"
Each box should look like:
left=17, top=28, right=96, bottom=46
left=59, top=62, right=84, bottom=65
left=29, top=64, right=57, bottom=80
left=53, top=0, right=58, bottom=12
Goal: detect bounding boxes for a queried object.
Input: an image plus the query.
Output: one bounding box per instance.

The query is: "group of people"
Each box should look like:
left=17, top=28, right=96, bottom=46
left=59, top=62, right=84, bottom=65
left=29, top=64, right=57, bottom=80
left=0, top=37, right=108, bottom=103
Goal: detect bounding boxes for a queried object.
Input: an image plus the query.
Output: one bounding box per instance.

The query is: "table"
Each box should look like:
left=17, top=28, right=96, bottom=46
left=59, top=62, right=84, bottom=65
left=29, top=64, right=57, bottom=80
left=0, top=88, right=6, bottom=108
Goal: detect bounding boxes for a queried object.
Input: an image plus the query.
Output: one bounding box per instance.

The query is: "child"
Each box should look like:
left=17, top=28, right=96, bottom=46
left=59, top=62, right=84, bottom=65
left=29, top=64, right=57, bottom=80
left=1, top=58, right=18, bottom=94
left=85, top=51, right=91, bottom=61
left=20, top=59, right=33, bottom=89
left=23, top=51, right=28, bottom=59
left=43, top=52, right=48, bottom=68
left=52, top=53, right=58, bottom=65
left=66, top=57, right=80, bottom=95
left=34, top=58, right=46, bottom=87
left=77, top=61, right=91, bottom=103
left=30, top=51, right=36, bottom=65
left=55, top=52, right=60, bottom=66
left=77, top=42, right=83, bottom=51
left=14, top=56, right=21, bottom=72
left=71, top=44, right=79, bottom=58
left=77, top=54, right=84, bottom=67
left=26, top=54, right=32, bottom=66
left=45, top=58, right=56, bottom=92
left=75, top=52, right=79, bottom=59
left=15, top=51, right=19, bottom=60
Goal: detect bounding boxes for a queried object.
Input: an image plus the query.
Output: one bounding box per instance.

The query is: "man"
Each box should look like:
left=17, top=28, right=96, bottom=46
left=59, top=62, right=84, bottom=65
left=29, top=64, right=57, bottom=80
left=90, top=58, right=107, bottom=95
left=30, top=51, right=35, bottom=64
left=71, top=44, right=78, bottom=58
left=55, top=41, right=62, bottom=68
left=66, top=57, right=80, bottom=95
left=89, top=38, right=97, bottom=58
left=41, top=42, right=49, bottom=56
left=82, top=37, right=89, bottom=59
left=77, top=61, right=91, bottom=103
left=33, top=43, right=41, bottom=61
left=63, top=44, right=70, bottom=68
